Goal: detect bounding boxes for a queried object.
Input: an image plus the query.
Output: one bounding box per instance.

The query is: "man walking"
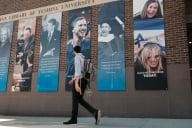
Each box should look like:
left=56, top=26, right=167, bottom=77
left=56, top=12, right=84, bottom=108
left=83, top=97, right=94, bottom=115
left=63, top=45, right=101, bottom=125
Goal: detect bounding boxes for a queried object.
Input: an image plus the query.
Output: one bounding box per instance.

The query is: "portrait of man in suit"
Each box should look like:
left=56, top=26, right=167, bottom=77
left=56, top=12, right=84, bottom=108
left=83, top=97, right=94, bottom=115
left=40, top=18, right=61, bottom=57
left=36, top=12, right=62, bottom=92
left=0, top=25, right=12, bottom=58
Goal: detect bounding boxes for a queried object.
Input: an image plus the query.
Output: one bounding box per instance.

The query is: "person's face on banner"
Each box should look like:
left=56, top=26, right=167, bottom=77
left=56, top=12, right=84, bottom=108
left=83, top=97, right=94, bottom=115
left=73, top=18, right=87, bottom=38
left=23, top=29, right=31, bottom=40
left=146, top=49, right=161, bottom=69
left=146, top=2, right=158, bottom=19
left=47, top=22, right=54, bottom=32
left=0, top=28, right=8, bottom=44
left=100, top=23, right=111, bottom=37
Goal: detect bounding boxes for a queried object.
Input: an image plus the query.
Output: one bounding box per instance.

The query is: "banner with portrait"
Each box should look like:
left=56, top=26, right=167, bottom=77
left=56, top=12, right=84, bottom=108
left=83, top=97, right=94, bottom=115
left=0, top=22, right=13, bottom=92
left=97, top=0, right=126, bottom=91
left=11, top=18, right=36, bottom=92
left=65, top=7, right=91, bottom=91
left=133, top=0, right=167, bottom=90
left=37, top=12, right=62, bottom=92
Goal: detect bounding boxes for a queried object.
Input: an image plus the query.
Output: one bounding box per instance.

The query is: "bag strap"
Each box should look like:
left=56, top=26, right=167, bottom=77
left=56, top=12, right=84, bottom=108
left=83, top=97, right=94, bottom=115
left=84, top=59, right=91, bottom=72
left=79, top=78, right=82, bottom=95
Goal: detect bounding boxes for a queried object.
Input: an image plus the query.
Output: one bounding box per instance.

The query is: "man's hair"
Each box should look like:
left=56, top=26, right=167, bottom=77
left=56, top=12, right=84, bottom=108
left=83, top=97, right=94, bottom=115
left=73, top=45, right=81, bottom=53
left=71, top=16, right=86, bottom=28
left=48, top=18, right=57, bottom=26
left=25, top=27, right=31, bottom=33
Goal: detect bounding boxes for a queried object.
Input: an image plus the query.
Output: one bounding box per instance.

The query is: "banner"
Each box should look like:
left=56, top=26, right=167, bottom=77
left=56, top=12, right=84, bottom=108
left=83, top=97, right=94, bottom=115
left=37, top=12, right=62, bottom=92
left=65, top=7, right=91, bottom=90
left=97, top=0, right=126, bottom=91
left=133, top=0, right=167, bottom=90
left=12, top=18, right=36, bottom=92
left=0, top=22, right=13, bottom=92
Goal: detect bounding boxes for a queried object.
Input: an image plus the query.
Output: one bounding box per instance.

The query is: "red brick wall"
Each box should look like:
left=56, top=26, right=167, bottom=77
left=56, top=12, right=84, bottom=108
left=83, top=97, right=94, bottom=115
left=0, top=0, right=191, bottom=117
left=164, top=0, right=188, bottom=64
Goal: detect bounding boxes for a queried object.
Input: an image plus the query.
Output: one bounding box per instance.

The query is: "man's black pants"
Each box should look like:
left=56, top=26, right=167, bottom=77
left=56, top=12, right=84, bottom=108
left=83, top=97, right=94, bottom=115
left=71, top=78, right=96, bottom=121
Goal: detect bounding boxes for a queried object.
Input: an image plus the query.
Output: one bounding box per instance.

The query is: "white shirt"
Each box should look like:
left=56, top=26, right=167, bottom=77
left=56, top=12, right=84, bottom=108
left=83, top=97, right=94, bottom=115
left=74, top=53, right=84, bottom=78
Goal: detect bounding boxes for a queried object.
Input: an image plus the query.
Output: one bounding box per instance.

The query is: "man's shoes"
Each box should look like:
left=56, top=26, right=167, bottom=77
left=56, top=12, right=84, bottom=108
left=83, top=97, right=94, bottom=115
left=63, top=119, right=77, bottom=125
left=95, top=110, right=101, bottom=125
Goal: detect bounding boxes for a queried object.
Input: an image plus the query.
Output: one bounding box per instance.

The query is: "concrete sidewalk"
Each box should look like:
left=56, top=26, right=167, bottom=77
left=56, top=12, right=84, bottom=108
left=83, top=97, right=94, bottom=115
left=0, top=115, right=192, bottom=128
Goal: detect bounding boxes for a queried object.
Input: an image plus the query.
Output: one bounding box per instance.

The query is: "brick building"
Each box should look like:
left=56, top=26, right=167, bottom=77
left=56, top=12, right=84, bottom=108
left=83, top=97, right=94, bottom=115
left=0, top=0, right=191, bottom=118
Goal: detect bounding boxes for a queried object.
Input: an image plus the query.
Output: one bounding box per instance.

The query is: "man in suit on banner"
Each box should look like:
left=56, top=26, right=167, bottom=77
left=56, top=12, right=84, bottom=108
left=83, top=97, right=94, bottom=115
left=40, top=18, right=60, bottom=57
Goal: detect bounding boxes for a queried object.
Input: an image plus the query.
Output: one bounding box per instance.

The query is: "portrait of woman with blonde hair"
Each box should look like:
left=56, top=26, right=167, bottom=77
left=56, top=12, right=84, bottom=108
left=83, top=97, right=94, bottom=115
left=135, top=42, right=167, bottom=90
left=137, top=43, right=164, bottom=72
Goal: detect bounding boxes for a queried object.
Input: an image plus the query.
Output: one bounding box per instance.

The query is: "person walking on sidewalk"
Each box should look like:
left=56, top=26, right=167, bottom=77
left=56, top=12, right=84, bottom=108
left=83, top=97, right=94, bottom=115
left=63, top=45, right=101, bottom=125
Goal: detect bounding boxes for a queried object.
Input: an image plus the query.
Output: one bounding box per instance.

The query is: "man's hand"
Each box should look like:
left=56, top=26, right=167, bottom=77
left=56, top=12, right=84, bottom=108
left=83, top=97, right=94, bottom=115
left=43, top=48, right=55, bottom=57
left=75, top=83, right=81, bottom=94
left=68, top=79, right=74, bottom=85
left=13, top=73, right=22, bottom=79
left=17, top=52, right=24, bottom=58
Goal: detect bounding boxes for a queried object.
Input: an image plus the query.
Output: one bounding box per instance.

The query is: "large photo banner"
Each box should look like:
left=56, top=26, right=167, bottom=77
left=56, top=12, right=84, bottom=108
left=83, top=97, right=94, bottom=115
left=97, top=0, right=125, bottom=91
left=37, top=12, right=62, bottom=92
left=65, top=7, right=91, bottom=91
left=12, top=18, right=36, bottom=92
left=133, top=0, right=167, bottom=90
left=0, top=22, right=13, bottom=92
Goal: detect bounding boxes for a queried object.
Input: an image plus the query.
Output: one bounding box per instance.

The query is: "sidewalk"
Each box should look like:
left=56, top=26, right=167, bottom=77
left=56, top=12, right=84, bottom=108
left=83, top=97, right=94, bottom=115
left=0, top=115, right=192, bottom=128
